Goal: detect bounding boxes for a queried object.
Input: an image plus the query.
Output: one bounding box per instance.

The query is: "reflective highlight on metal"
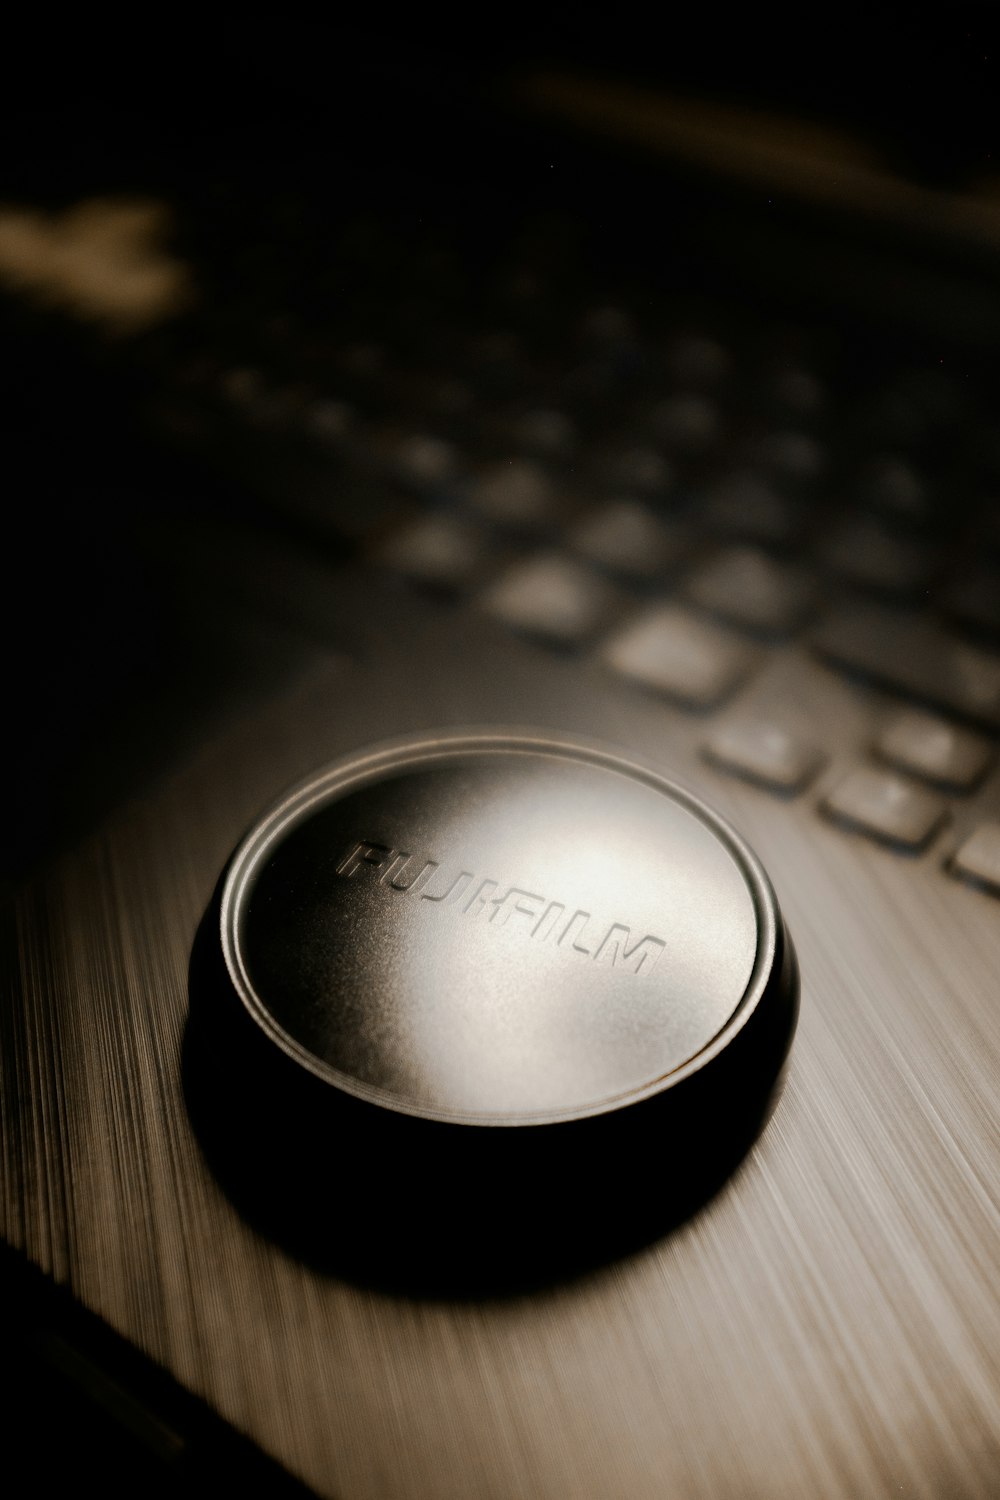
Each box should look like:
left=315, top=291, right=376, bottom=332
left=220, top=732, right=794, bottom=1127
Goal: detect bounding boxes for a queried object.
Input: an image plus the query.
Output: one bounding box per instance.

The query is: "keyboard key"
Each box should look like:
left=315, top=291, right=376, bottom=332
left=601, top=605, right=754, bottom=709
left=860, top=456, right=932, bottom=524
left=479, top=553, right=622, bottom=646
left=463, top=461, right=559, bottom=528
left=664, top=335, right=731, bottom=388
left=949, top=823, right=1000, bottom=896
left=420, top=376, right=475, bottom=419
left=304, top=397, right=355, bottom=444
left=650, top=395, right=721, bottom=455
left=684, top=547, right=817, bottom=637
left=820, top=516, right=933, bottom=597
left=511, top=408, right=577, bottom=458
left=750, top=430, right=826, bottom=485
left=366, top=428, right=458, bottom=488
left=821, top=767, right=948, bottom=851
left=374, top=513, right=493, bottom=592
left=768, top=366, right=826, bottom=418
left=701, top=474, right=799, bottom=546
left=221, top=365, right=264, bottom=406
left=813, top=602, right=1000, bottom=732
left=703, top=720, right=824, bottom=794
left=875, top=710, right=995, bottom=791
left=569, top=501, right=686, bottom=581
left=398, top=434, right=458, bottom=487
left=598, top=445, right=674, bottom=496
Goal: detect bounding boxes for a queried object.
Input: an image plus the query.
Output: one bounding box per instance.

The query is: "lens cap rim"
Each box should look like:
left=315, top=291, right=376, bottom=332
left=219, top=730, right=788, bottom=1127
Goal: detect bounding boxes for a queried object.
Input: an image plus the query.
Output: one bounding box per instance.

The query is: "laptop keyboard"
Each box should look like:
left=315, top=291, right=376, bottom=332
left=139, top=211, right=1000, bottom=895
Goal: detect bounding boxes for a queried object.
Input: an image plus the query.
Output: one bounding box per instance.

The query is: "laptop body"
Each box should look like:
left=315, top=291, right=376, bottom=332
left=3, top=20, right=1000, bottom=1496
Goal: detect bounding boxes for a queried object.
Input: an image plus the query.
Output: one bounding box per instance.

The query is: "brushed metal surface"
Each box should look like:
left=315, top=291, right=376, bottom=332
left=4, top=567, right=1000, bottom=1498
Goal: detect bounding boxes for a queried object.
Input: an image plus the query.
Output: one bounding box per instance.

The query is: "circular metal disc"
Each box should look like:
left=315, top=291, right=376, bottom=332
left=220, top=732, right=788, bottom=1126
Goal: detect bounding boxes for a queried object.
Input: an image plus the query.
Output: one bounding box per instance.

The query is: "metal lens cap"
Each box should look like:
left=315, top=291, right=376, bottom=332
left=220, top=732, right=796, bottom=1129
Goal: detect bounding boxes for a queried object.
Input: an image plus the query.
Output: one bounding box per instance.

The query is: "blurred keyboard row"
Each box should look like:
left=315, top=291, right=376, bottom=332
left=137, top=213, right=1000, bottom=892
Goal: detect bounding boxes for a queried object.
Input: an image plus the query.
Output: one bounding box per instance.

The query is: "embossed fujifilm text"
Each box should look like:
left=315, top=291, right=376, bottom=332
left=336, top=840, right=665, bottom=975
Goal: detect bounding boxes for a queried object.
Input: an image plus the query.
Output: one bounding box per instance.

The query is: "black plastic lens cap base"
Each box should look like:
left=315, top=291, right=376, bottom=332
left=185, top=732, right=798, bottom=1293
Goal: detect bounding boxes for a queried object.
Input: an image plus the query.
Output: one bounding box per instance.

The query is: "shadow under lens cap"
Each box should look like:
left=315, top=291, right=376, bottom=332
left=220, top=732, right=795, bottom=1128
